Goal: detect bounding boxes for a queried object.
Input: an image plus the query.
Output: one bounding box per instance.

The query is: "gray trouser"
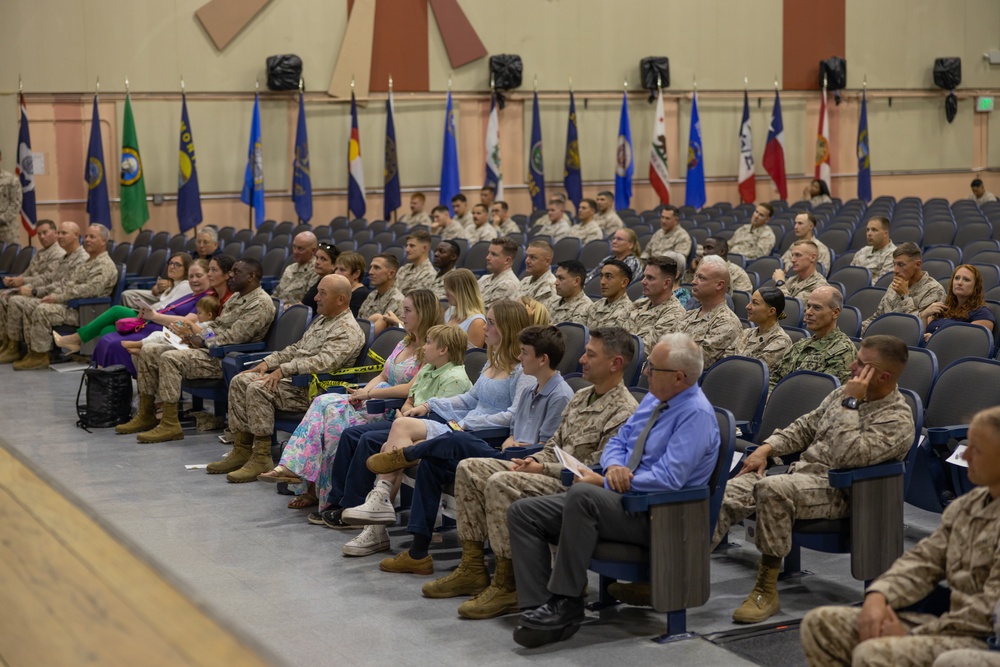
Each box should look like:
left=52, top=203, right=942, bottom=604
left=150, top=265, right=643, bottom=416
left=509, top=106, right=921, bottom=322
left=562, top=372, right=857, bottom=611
left=121, top=289, right=157, bottom=310
left=507, top=483, right=649, bottom=608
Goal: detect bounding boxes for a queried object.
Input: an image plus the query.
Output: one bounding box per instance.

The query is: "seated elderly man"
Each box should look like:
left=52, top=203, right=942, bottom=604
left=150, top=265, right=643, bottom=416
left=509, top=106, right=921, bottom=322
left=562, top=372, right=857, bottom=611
left=212, top=274, right=365, bottom=483
left=801, top=404, right=1000, bottom=666
left=713, top=336, right=914, bottom=624
left=6, top=223, right=117, bottom=371
left=679, top=254, right=743, bottom=368
left=420, top=327, right=639, bottom=619
left=508, top=332, right=720, bottom=649
left=773, top=240, right=829, bottom=303
left=769, top=285, right=855, bottom=390
left=193, top=226, right=222, bottom=261
left=861, top=242, right=946, bottom=333
left=116, top=258, right=276, bottom=443
left=272, top=231, right=319, bottom=307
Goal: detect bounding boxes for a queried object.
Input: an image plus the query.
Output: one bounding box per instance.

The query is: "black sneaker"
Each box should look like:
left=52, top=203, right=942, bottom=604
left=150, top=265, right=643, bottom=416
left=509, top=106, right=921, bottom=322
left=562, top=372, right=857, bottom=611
left=321, top=507, right=356, bottom=530
left=306, top=511, right=327, bottom=526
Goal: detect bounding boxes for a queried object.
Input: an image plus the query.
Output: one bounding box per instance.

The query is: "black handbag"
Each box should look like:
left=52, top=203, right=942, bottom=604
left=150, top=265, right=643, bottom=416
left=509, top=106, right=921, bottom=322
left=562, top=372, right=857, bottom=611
left=76, top=364, right=134, bottom=431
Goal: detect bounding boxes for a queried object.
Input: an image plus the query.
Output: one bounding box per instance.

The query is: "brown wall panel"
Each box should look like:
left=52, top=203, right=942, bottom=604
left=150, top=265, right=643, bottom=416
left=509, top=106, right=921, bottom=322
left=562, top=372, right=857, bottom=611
left=370, top=0, right=429, bottom=92
left=783, top=0, right=845, bottom=91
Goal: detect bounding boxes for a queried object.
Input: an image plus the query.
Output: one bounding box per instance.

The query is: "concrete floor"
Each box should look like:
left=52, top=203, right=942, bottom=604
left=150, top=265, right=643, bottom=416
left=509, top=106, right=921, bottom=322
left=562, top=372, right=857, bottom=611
left=0, top=364, right=943, bottom=666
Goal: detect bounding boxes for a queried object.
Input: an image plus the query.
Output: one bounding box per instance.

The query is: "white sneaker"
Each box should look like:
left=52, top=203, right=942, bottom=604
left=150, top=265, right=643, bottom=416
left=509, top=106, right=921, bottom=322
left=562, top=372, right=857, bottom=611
left=342, top=485, right=396, bottom=525
left=342, top=525, right=390, bottom=557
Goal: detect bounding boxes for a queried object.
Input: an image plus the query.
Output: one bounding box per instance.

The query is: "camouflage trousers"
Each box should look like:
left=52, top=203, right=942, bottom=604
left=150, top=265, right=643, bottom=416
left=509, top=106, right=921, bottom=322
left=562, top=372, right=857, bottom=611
left=800, top=605, right=986, bottom=667
left=0, top=222, right=16, bottom=246
left=711, top=471, right=848, bottom=558
left=136, top=343, right=222, bottom=404
left=0, top=294, right=11, bottom=338
left=5, top=294, right=39, bottom=341
left=26, top=302, right=79, bottom=352
left=227, top=371, right=310, bottom=437
left=455, top=457, right=565, bottom=559
left=933, top=649, right=1000, bottom=667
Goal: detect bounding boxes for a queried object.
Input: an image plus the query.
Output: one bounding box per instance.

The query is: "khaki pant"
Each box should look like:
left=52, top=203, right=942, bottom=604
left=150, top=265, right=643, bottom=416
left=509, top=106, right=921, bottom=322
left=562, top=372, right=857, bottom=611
left=227, top=371, right=310, bottom=437
left=455, top=457, right=565, bottom=558
left=136, top=343, right=222, bottom=403
left=27, top=302, right=79, bottom=352
left=712, top=471, right=848, bottom=558
left=6, top=294, right=39, bottom=341
left=800, top=605, right=986, bottom=667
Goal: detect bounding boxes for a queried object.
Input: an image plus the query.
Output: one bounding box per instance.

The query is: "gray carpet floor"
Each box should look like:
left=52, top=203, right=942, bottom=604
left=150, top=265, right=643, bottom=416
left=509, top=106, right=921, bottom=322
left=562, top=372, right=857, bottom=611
left=1, top=364, right=943, bottom=666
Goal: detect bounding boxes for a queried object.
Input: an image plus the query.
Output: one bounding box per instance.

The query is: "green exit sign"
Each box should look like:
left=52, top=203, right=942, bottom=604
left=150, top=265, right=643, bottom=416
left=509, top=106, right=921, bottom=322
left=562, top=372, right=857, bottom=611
left=976, top=96, right=994, bottom=112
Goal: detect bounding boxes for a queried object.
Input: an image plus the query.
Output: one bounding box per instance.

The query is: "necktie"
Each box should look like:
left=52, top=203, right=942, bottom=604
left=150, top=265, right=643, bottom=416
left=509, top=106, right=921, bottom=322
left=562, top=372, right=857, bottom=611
left=626, top=401, right=668, bottom=471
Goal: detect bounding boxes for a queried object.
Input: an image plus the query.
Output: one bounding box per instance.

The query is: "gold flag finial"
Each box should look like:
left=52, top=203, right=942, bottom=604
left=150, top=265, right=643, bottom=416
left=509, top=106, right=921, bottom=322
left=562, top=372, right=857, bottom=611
left=744, top=75, right=748, bottom=90
left=96, top=76, right=100, bottom=95
left=533, top=74, right=538, bottom=91
left=774, top=75, right=779, bottom=90
left=388, top=74, right=393, bottom=92
left=125, top=76, right=129, bottom=94
left=180, top=76, right=185, bottom=93
left=255, top=78, right=259, bottom=92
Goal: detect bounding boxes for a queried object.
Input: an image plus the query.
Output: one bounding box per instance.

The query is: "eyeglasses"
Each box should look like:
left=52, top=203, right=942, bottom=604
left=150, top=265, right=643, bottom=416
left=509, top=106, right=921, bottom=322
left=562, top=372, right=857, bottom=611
left=642, top=360, right=685, bottom=376
left=167, top=261, right=185, bottom=268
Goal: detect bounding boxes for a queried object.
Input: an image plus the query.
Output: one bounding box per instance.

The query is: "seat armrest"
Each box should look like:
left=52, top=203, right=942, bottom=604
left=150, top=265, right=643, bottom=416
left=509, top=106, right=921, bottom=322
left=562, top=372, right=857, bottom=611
left=828, top=461, right=905, bottom=488
left=926, top=426, right=968, bottom=447
left=324, top=386, right=347, bottom=394
left=209, top=342, right=265, bottom=358
left=467, top=427, right=511, bottom=441
left=68, top=297, right=111, bottom=308
left=231, top=351, right=271, bottom=368
left=366, top=398, right=406, bottom=414
left=620, top=486, right=711, bottom=512
left=126, top=277, right=158, bottom=290
left=503, top=445, right=544, bottom=458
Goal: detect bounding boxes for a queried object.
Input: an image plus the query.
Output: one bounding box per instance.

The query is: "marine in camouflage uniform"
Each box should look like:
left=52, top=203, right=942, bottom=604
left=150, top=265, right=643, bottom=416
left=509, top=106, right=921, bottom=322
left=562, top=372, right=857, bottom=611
left=585, top=294, right=633, bottom=330
left=630, top=295, right=685, bottom=354
left=0, top=167, right=22, bottom=245
left=780, top=271, right=828, bottom=303
left=782, top=238, right=831, bottom=274
left=679, top=301, right=743, bottom=368
left=852, top=242, right=897, bottom=283
left=495, top=217, right=520, bottom=236
left=517, top=271, right=557, bottom=310
left=228, top=309, right=364, bottom=436
left=727, top=262, right=754, bottom=293
left=271, top=257, right=318, bottom=305
left=13, top=237, right=66, bottom=287
left=594, top=209, right=624, bottom=237
left=432, top=268, right=455, bottom=301
left=467, top=222, right=498, bottom=245
left=394, top=259, right=437, bottom=295
left=727, top=323, right=792, bottom=371
left=861, top=272, right=946, bottom=333
left=358, top=285, right=404, bottom=320
left=642, top=226, right=693, bottom=261
left=729, top=223, right=776, bottom=261
left=23, top=250, right=118, bottom=353
left=454, top=383, right=638, bottom=558
left=478, top=269, right=520, bottom=308
left=768, top=326, right=856, bottom=390
left=135, top=286, right=275, bottom=404
left=4, top=246, right=87, bottom=341
left=800, top=485, right=999, bottom=667
left=564, top=219, right=603, bottom=245
left=711, top=385, right=913, bottom=558
left=550, top=290, right=592, bottom=325
left=934, top=650, right=1000, bottom=667
left=541, top=217, right=571, bottom=243
left=399, top=211, right=431, bottom=229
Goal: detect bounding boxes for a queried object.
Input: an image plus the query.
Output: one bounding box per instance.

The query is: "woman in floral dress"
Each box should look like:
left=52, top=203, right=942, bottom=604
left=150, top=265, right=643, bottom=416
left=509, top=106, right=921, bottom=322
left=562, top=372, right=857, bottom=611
left=258, top=289, right=442, bottom=508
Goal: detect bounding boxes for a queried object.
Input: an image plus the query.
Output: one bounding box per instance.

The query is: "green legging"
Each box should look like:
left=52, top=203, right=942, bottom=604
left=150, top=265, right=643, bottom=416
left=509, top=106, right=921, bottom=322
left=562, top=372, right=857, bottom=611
left=77, top=305, right=139, bottom=342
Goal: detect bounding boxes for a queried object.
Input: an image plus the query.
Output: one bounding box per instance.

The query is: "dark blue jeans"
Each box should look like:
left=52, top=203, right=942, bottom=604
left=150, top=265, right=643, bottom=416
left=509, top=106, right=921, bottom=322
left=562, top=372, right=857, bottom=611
left=406, top=431, right=506, bottom=538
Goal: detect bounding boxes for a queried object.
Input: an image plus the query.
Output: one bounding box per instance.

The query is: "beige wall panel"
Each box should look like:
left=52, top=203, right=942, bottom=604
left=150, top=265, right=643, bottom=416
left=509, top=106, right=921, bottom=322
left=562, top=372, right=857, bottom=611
left=867, top=97, right=973, bottom=171
left=989, top=104, right=1000, bottom=167
left=0, top=0, right=88, bottom=92
left=847, top=0, right=1000, bottom=90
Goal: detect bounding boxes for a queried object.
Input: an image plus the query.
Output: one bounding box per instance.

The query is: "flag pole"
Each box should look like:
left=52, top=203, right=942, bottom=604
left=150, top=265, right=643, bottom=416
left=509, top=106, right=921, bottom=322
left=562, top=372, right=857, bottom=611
left=298, top=77, right=304, bottom=226
left=349, top=76, right=355, bottom=220
left=249, top=79, right=258, bottom=231
left=19, top=76, right=33, bottom=248
left=388, top=73, right=396, bottom=223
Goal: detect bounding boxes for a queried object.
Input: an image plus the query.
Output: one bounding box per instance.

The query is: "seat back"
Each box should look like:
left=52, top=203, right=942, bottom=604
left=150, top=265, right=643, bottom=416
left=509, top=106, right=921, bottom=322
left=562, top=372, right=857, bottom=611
left=783, top=297, right=803, bottom=327
left=921, top=258, right=956, bottom=281
left=925, top=357, right=1000, bottom=428
left=223, top=242, right=244, bottom=259
left=461, top=241, right=492, bottom=271
left=747, top=256, right=781, bottom=281
left=110, top=241, right=132, bottom=265
left=757, top=370, right=841, bottom=443
left=828, top=266, right=872, bottom=299
left=268, top=233, right=291, bottom=251
left=554, top=322, right=588, bottom=375
left=925, top=322, right=993, bottom=370
left=352, top=319, right=374, bottom=364
left=579, top=240, right=610, bottom=270
left=355, top=326, right=404, bottom=381
left=465, top=348, right=488, bottom=384
left=899, top=346, right=938, bottom=407
left=132, top=229, right=153, bottom=247
left=356, top=242, right=381, bottom=267
left=700, top=356, right=768, bottom=439
left=260, top=247, right=288, bottom=280
left=864, top=312, right=924, bottom=347
left=242, top=244, right=265, bottom=263
left=971, top=263, right=1000, bottom=290
left=709, top=407, right=738, bottom=534
left=124, top=245, right=149, bottom=275
left=10, top=246, right=35, bottom=274
left=266, top=304, right=313, bottom=350
left=731, top=290, right=751, bottom=317
left=848, top=287, right=887, bottom=321
left=140, top=248, right=168, bottom=278
left=274, top=221, right=295, bottom=236
left=148, top=231, right=170, bottom=250
left=552, top=238, right=582, bottom=265
left=563, top=373, right=593, bottom=393
left=781, top=325, right=810, bottom=343
left=623, top=334, right=644, bottom=386
left=837, top=305, right=862, bottom=337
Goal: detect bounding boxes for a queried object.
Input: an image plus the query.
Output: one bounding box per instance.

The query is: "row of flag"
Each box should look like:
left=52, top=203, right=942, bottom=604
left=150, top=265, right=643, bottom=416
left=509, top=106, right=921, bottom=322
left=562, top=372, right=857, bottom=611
left=13, top=87, right=875, bottom=237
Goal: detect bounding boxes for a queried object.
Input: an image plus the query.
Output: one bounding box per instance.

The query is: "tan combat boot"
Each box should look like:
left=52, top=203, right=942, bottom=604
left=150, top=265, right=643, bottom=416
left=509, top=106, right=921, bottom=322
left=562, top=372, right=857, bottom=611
left=421, top=540, right=490, bottom=599
left=0, top=339, right=24, bottom=363
left=732, top=558, right=781, bottom=623
left=226, top=435, right=274, bottom=483
left=206, top=432, right=253, bottom=474
left=458, top=555, right=520, bottom=619
left=116, top=394, right=158, bottom=434
left=13, top=350, right=50, bottom=371
left=136, top=402, right=185, bottom=443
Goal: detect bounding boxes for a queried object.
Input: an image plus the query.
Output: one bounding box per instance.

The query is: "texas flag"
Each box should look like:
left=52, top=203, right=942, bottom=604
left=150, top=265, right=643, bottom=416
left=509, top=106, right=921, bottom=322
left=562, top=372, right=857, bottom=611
left=762, top=89, right=788, bottom=200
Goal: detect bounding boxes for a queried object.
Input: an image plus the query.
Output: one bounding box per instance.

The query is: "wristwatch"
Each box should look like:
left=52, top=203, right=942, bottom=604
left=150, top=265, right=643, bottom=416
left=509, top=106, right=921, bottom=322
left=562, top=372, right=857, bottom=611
left=841, top=397, right=860, bottom=410
left=774, top=280, right=785, bottom=287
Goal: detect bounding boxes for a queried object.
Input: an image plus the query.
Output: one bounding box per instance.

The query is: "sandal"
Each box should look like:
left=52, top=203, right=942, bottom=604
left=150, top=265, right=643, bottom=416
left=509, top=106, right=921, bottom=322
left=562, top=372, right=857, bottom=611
left=287, top=493, right=318, bottom=510
left=257, top=466, right=303, bottom=484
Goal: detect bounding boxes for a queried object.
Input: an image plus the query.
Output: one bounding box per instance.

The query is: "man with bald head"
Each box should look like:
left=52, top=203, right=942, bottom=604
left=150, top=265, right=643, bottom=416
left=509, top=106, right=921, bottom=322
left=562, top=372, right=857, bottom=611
left=715, top=335, right=914, bottom=625
left=218, top=273, right=366, bottom=483
left=768, top=285, right=856, bottom=390
left=679, top=255, right=743, bottom=368
left=273, top=231, right=319, bottom=306
left=5, top=223, right=117, bottom=370
left=703, top=236, right=753, bottom=294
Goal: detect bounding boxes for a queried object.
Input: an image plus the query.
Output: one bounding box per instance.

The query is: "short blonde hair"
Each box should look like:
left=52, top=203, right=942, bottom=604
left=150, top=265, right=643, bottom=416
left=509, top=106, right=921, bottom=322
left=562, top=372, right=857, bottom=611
left=426, top=324, right=467, bottom=366
left=520, top=296, right=551, bottom=326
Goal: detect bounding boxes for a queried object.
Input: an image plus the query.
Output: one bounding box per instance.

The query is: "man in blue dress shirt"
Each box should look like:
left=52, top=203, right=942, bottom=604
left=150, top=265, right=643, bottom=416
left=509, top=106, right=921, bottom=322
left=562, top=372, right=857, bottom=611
left=506, top=332, right=720, bottom=648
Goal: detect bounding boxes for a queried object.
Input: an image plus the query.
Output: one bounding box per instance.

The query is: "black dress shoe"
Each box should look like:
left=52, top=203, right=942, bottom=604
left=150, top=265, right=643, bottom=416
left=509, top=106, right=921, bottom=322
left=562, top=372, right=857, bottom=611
left=519, top=595, right=585, bottom=630
left=513, top=623, right=580, bottom=649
